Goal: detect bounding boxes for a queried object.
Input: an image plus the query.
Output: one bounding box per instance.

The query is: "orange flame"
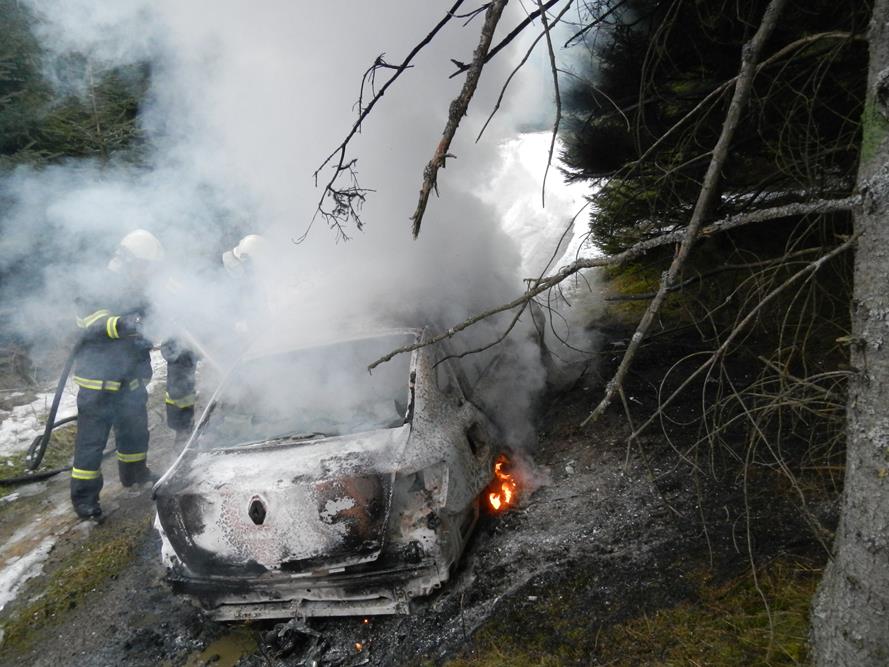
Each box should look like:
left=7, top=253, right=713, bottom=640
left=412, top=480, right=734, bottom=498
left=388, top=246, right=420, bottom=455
left=487, top=454, right=517, bottom=513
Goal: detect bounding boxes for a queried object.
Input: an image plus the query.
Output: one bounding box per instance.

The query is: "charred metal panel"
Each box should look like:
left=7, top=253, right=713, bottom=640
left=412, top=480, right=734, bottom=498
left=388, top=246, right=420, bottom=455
left=167, top=558, right=441, bottom=620
left=156, top=428, right=409, bottom=576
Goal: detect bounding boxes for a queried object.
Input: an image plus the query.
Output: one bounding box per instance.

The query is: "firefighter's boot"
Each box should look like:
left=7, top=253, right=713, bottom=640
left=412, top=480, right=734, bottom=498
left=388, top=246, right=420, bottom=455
left=71, top=476, right=103, bottom=521
left=118, top=459, right=158, bottom=487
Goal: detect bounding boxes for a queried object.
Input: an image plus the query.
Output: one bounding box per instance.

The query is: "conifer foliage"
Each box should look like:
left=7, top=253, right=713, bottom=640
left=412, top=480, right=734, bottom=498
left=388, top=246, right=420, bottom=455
left=561, top=0, right=872, bottom=253
left=0, top=0, right=148, bottom=168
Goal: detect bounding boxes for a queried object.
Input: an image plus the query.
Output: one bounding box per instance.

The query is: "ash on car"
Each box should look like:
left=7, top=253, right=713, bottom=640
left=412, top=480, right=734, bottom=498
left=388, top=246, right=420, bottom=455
left=153, top=328, right=500, bottom=620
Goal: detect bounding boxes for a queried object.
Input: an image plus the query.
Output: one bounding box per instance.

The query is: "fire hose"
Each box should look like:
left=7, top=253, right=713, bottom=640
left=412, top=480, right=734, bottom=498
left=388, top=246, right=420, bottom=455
left=1, top=324, right=219, bottom=487
left=0, top=345, right=81, bottom=486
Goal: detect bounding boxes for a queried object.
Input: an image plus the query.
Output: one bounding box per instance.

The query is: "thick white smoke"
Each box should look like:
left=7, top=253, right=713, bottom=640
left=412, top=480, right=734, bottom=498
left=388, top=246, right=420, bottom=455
left=2, top=1, right=599, bottom=449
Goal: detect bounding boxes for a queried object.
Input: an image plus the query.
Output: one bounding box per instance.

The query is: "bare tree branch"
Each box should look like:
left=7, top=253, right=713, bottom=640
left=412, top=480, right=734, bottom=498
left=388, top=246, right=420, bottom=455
left=449, top=0, right=563, bottom=78
left=610, top=232, right=861, bottom=434
left=604, top=248, right=825, bottom=301
left=438, top=301, right=531, bottom=368
left=562, top=0, right=630, bottom=48
left=368, top=195, right=858, bottom=371
left=625, top=31, right=863, bottom=174
left=477, top=0, right=575, bottom=143
left=438, top=199, right=589, bottom=367
left=584, top=0, right=791, bottom=424
left=537, top=0, right=564, bottom=208
left=453, top=3, right=492, bottom=23
left=557, top=67, right=631, bottom=132
left=309, top=1, right=467, bottom=240
left=411, top=0, right=509, bottom=238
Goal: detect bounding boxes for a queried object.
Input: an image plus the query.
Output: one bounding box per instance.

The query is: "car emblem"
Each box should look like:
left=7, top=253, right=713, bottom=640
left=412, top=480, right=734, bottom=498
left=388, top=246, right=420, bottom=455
left=248, top=496, right=267, bottom=525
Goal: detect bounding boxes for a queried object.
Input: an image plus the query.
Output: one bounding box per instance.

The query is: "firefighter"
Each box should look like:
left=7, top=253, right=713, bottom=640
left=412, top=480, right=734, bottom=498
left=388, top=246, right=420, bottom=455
left=221, top=234, right=268, bottom=279
left=70, top=229, right=192, bottom=520
left=160, top=338, right=196, bottom=444
left=222, top=234, right=272, bottom=336
left=152, top=275, right=200, bottom=441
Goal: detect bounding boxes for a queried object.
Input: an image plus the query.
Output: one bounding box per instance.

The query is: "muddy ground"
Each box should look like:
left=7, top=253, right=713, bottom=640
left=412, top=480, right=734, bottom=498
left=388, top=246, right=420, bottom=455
left=0, top=329, right=832, bottom=667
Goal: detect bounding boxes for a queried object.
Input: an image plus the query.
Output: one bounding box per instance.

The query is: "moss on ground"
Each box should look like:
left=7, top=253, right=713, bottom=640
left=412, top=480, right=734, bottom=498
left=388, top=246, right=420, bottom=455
left=593, top=558, right=820, bottom=665
left=446, top=556, right=821, bottom=667
left=603, top=259, right=686, bottom=324
left=0, top=514, right=152, bottom=654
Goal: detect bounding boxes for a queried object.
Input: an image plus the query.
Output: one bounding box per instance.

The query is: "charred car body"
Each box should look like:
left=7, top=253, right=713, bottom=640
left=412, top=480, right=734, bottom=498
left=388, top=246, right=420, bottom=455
left=153, top=328, right=498, bottom=620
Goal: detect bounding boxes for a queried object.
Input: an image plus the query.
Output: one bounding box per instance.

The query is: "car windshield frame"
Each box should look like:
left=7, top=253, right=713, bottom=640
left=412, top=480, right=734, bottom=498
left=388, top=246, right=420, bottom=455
left=192, top=331, right=419, bottom=451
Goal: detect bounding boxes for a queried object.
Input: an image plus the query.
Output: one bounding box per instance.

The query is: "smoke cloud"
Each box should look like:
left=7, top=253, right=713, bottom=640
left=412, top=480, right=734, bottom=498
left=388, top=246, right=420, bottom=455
left=2, top=1, right=599, bottom=449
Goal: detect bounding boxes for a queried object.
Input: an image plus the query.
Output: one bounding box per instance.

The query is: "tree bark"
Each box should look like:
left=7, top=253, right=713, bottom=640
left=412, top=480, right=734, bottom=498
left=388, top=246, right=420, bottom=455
left=811, top=1, right=889, bottom=663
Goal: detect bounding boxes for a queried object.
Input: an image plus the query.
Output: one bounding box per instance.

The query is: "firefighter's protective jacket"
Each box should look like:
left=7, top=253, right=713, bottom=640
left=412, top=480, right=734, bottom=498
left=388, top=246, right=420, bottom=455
left=74, top=285, right=152, bottom=391
left=74, top=281, right=196, bottom=431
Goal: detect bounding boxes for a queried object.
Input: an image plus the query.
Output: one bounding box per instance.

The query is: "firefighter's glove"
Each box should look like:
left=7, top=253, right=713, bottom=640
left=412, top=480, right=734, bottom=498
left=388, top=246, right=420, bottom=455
left=117, top=314, right=153, bottom=351
left=117, top=313, right=144, bottom=338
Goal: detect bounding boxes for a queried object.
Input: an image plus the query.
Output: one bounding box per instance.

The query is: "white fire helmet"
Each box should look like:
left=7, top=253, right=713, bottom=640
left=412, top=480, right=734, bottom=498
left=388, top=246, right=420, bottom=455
left=222, top=234, right=268, bottom=277
left=108, top=229, right=166, bottom=274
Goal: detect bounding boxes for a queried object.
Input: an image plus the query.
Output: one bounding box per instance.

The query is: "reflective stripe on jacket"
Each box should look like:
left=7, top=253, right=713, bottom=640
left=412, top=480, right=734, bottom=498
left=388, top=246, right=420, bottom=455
left=73, top=282, right=153, bottom=386
left=73, top=376, right=147, bottom=392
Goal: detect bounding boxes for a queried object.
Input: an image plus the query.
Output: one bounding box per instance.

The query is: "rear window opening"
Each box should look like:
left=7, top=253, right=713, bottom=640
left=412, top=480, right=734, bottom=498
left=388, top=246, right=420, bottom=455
left=197, top=333, right=416, bottom=449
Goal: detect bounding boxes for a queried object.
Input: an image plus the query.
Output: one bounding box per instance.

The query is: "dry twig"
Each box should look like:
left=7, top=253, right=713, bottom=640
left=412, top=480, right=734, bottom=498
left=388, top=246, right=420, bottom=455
left=449, top=0, right=563, bottom=78
left=537, top=0, right=563, bottom=208
left=476, top=0, right=575, bottom=142
left=623, top=231, right=860, bottom=437
left=310, top=1, right=468, bottom=240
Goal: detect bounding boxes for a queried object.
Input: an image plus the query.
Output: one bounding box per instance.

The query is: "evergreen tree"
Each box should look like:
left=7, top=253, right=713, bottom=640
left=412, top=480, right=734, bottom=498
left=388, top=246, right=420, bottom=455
left=0, top=0, right=148, bottom=169
left=561, top=0, right=871, bottom=253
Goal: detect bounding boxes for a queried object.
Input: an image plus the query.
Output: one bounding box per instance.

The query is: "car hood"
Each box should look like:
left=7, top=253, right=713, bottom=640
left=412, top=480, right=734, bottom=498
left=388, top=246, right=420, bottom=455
left=155, top=425, right=411, bottom=577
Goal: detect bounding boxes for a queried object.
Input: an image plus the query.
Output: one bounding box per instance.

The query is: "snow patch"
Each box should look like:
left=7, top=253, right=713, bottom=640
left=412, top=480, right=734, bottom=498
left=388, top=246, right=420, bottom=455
left=1, top=482, right=47, bottom=504
left=0, top=537, right=55, bottom=613
left=0, top=349, right=166, bottom=458
left=0, top=382, right=77, bottom=457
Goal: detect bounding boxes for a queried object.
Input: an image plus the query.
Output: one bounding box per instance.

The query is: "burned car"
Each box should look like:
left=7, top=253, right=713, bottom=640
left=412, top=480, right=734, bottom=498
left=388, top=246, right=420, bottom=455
left=153, top=328, right=499, bottom=620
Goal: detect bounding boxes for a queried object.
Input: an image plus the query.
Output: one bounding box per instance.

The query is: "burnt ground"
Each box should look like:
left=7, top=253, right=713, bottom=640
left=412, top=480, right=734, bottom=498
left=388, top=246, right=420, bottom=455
left=0, top=327, right=835, bottom=667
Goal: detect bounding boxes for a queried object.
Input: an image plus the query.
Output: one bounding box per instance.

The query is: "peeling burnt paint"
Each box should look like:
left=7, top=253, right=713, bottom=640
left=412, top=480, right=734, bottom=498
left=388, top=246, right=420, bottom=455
left=153, top=328, right=501, bottom=619
left=318, top=452, right=379, bottom=478
left=156, top=495, right=268, bottom=578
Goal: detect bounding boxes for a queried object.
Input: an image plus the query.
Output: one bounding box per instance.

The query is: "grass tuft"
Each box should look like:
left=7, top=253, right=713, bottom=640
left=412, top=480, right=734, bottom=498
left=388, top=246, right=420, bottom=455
left=593, top=558, right=820, bottom=666
left=447, top=556, right=821, bottom=667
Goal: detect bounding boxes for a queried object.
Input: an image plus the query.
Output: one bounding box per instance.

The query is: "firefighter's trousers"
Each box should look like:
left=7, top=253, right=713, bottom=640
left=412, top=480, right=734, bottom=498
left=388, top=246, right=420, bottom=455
left=70, top=383, right=150, bottom=511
